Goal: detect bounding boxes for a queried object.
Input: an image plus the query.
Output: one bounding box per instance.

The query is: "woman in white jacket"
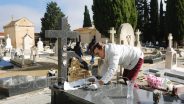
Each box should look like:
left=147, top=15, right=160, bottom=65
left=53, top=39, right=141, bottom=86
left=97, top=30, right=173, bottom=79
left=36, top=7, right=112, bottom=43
left=91, top=42, right=144, bottom=87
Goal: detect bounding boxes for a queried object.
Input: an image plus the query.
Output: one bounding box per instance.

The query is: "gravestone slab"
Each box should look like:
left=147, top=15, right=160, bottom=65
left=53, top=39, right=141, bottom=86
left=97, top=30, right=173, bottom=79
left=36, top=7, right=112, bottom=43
left=144, top=68, right=184, bottom=84
left=50, top=84, right=184, bottom=104
left=0, top=75, right=47, bottom=97
left=144, top=55, right=164, bottom=64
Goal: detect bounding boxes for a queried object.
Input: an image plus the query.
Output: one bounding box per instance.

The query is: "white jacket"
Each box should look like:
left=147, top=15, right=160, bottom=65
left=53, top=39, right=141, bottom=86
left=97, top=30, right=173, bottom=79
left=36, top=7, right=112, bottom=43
left=101, top=43, right=144, bottom=84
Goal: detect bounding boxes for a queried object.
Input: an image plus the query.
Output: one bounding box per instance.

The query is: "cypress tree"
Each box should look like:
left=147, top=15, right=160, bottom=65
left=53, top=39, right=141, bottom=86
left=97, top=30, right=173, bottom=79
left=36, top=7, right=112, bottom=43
left=143, top=0, right=151, bottom=42
left=166, top=0, right=177, bottom=41
left=83, top=5, right=92, bottom=27
left=92, top=0, right=137, bottom=37
left=150, top=0, right=159, bottom=42
left=135, top=0, right=144, bottom=31
left=175, top=0, right=184, bottom=45
left=40, top=1, right=64, bottom=44
left=159, top=0, right=165, bottom=44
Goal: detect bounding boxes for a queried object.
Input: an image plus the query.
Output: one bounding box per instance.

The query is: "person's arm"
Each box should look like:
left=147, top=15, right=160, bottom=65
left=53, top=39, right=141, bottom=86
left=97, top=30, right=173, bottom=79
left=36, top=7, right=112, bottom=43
left=100, top=53, right=119, bottom=84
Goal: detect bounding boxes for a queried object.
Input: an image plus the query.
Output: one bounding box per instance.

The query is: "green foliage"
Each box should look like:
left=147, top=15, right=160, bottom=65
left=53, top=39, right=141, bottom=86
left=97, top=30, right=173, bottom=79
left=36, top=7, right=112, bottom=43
left=150, top=0, right=159, bottom=42
left=175, top=0, right=184, bottom=44
left=142, top=0, right=151, bottom=42
left=83, top=5, right=92, bottom=27
left=166, top=0, right=184, bottom=45
left=135, top=0, right=144, bottom=31
left=40, top=1, right=64, bottom=44
left=159, top=0, right=166, bottom=43
left=92, top=0, right=137, bottom=37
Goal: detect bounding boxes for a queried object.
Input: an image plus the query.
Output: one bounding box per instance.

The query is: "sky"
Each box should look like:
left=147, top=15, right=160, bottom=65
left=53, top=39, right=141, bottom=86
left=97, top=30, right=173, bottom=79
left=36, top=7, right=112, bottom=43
left=0, top=0, right=93, bottom=32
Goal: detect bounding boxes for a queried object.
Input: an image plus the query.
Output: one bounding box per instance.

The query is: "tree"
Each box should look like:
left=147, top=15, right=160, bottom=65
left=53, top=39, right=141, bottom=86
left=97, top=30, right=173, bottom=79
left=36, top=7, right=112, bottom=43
left=92, top=0, right=137, bottom=37
left=83, top=5, right=92, bottom=27
left=142, top=0, right=151, bottom=42
left=150, top=0, right=159, bottom=42
left=40, top=1, right=65, bottom=45
left=135, top=0, right=144, bottom=31
left=175, top=0, right=184, bottom=45
left=159, top=0, right=166, bottom=44
left=166, top=0, right=184, bottom=45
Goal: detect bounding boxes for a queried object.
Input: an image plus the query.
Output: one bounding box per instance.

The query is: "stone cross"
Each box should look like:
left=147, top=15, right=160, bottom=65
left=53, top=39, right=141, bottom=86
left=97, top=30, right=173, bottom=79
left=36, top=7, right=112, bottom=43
left=108, top=27, right=116, bottom=43
left=45, top=17, right=79, bottom=83
left=168, top=33, right=173, bottom=48
left=135, top=29, right=141, bottom=47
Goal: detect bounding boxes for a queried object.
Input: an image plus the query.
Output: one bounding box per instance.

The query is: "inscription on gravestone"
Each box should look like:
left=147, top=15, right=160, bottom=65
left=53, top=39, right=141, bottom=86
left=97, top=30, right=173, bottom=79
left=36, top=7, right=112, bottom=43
left=45, top=17, right=79, bottom=84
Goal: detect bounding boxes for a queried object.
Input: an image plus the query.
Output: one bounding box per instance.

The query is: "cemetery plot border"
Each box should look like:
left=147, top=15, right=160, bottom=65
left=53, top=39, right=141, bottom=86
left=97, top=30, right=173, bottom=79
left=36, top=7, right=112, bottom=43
left=0, top=75, right=48, bottom=97
left=144, top=55, right=164, bottom=64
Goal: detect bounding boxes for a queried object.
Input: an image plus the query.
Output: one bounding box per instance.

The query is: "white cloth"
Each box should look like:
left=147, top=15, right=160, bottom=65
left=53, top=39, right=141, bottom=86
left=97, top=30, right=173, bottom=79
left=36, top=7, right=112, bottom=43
left=64, top=76, right=98, bottom=90
left=101, top=43, right=144, bottom=84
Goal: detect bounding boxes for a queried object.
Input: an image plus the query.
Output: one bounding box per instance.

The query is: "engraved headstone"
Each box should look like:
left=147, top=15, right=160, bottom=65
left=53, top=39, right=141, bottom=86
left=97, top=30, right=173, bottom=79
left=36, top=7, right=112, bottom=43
left=117, top=23, right=135, bottom=46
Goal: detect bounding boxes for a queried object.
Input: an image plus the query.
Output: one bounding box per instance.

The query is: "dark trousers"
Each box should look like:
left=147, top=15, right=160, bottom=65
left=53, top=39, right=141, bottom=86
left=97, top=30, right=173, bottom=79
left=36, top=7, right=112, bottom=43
left=123, top=58, right=143, bottom=83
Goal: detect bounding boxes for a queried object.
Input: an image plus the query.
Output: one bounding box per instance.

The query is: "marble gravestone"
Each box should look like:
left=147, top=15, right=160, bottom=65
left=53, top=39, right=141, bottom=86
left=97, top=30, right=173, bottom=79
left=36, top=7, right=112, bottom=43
left=37, top=38, right=44, bottom=52
left=165, top=33, right=177, bottom=69
left=117, top=23, right=135, bottom=46
left=5, top=34, right=12, bottom=51
left=108, top=27, right=116, bottom=43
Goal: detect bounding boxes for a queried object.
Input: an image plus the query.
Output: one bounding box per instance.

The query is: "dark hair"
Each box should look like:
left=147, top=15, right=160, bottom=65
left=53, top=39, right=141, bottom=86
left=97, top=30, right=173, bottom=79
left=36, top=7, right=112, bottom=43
left=91, top=42, right=103, bottom=55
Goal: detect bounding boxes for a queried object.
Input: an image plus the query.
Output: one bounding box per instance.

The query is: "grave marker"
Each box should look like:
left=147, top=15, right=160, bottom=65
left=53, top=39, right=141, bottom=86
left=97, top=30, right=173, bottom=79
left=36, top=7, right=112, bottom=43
left=117, top=23, right=135, bottom=46
left=135, top=29, right=141, bottom=48
left=45, top=17, right=79, bottom=84
left=108, top=27, right=116, bottom=43
left=165, top=33, right=177, bottom=69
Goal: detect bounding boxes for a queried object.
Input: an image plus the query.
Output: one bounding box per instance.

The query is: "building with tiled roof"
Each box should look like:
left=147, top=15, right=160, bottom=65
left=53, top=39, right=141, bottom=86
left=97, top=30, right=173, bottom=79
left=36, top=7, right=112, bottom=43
left=3, top=17, right=35, bottom=49
left=74, top=27, right=108, bottom=44
left=0, top=32, right=5, bottom=37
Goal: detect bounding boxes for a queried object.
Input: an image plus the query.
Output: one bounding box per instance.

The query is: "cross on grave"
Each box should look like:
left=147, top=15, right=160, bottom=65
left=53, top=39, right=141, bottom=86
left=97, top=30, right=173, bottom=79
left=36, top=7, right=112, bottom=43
left=45, top=17, right=79, bottom=84
left=108, top=27, right=116, bottom=43
left=135, top=29, right=141, bottom=41
left=135, top=29, right=141, bottom=47
left=168, top=33, right=173, bottom=48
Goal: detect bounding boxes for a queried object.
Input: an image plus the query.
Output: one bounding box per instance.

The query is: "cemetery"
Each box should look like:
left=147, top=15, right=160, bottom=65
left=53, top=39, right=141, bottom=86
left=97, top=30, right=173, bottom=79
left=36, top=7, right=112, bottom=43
left=0, top=1, right=184, bottom=104
left=0, top=16, right=183, bottom=104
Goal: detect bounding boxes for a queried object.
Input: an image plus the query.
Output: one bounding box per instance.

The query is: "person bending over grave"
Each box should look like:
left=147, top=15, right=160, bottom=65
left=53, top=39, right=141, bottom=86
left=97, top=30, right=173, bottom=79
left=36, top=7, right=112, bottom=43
left=90, top=42, right=144, bottom=88
left=87, top=36, right=96, bottom=64
left=73, top=42, right=83, bottom=57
